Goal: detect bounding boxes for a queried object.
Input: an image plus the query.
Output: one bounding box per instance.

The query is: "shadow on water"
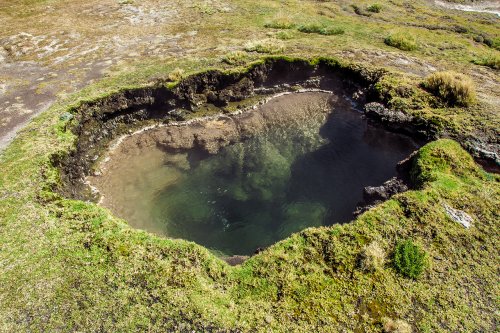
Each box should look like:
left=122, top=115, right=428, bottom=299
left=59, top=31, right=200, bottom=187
left=148, top=95, right=419, bottom=255
left=287, top=106, right=420, bottom=226
left=89, top=92, right=421, bottom=256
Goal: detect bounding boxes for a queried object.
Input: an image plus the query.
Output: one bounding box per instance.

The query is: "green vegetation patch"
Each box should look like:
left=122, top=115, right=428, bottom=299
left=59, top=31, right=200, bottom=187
left=472, top=55, right=500, bottom=70
left=422, top=71, right=477, bottom=107
left=367, top=4, right=383, bottom=13
left=0, top=54, right=498, bottom=332
left=394, top=239, right=428, bottom=279
left=384, top=32, right=418, bottom=51
left=297, top=23, right=345, bottom=36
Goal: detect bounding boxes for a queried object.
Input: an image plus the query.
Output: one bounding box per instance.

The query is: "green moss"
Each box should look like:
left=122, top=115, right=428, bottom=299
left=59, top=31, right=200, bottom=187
left=0, top=43, right=498, bottom=333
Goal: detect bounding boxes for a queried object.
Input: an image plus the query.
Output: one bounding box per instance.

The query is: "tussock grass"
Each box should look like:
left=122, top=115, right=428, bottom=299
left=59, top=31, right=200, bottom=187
left=367, top=4, right=382, bottom=13
left=382, top=318, right=412, bottom=333
left=384, top=32, right=418, bottom=51
left=264, top=14, right=296, bottom=30
left=359, top=241, right=385, bottom=272
left=167, top=68, right=185, bottom=82
left=472, top=55, right=500, bottom=70
left=423, top=71, right=476, bottom=106
left=221, top=51, right=249, bottom=65
left=297, top=23, right=344, bottom=35
left=244, top=39, right=285, bottom=54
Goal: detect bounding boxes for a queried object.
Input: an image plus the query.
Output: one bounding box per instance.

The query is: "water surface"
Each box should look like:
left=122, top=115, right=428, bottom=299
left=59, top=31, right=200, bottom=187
left=89, top=92, right=419, bottom=255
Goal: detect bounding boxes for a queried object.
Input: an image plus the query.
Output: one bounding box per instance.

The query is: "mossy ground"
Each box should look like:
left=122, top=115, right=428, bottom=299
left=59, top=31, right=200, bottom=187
left=0, top=0, right=499, bottom=332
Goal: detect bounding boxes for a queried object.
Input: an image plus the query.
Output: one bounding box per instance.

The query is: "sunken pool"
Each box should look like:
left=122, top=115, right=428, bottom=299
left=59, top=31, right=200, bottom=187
left=88, top=92, right=419, bottom=255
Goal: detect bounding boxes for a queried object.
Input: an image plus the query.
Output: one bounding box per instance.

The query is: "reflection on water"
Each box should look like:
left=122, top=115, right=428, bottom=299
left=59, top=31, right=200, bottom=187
left=89, top=92, right=419, bottom=255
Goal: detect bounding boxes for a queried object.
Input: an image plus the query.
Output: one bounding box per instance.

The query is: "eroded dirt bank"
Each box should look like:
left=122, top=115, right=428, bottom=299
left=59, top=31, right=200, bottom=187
left=55, top=58, right=497, bottom=201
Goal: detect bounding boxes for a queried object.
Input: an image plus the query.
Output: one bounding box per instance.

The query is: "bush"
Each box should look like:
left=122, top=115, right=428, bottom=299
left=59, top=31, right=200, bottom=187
left=393, top=239, right=427, bottom=279
left=367, top=4, right=382, bottom=13
left=423, top=71, right=476, bottom=107
left=384, top=33, right=417, bottom=51
left=297, top=23, right=344, bottom=35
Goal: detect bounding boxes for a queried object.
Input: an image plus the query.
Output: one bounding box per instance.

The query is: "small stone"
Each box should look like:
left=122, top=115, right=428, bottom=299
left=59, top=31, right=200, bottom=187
left=443, top=204, right=473, bottom=228
left=59, top=112, right=74, bottom=121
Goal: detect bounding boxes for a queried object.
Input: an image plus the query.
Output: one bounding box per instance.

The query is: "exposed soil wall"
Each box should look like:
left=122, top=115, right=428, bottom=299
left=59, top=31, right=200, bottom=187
left=55, top=57, right=482, bottom=201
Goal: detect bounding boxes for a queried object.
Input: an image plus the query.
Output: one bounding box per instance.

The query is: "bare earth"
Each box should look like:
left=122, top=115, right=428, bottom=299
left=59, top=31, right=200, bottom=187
left=0, top=0, right=499, bottom=150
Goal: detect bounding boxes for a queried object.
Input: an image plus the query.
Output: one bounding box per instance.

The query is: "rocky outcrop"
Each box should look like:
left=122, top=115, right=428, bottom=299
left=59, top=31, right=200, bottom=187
left=363, top=177, right=409, bottom=203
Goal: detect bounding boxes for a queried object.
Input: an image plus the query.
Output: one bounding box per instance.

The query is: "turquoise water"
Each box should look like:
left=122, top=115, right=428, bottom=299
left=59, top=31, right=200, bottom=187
left=93, top=93, right=419, bottom=255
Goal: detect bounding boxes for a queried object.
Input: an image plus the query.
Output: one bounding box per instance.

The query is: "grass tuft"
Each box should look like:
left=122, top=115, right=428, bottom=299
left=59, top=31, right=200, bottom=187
left=167, top=68, right=185, bottom=82
left=297, top=23, right=344, bottom=35
left=244, top=39, right=285, bottom=54
left=423, top=71, right=476, bottom=107
left=367, top=4, right=382, bottom=13
left=264, top=15, right=296, bottom=30
left=472, top=55, right=500, bottom=70
left=359, top=241, right=385, bottom=272
left=382, top=317, right=412, bottom=333
left=221, top=51, right=249, bottom=65
left=384, top=32, right=418, bottom=51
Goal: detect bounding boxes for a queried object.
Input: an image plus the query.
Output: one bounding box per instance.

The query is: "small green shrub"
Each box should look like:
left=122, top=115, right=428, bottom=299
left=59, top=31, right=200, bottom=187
left=384, top=33, right=417, bottom=51
left=423, top=71, right=476, bottom=107
left=394, top=239, right=427, bottom=279
left=367, top=4, right=382, bottom=13
left=297, top=23, right=344, bottom=35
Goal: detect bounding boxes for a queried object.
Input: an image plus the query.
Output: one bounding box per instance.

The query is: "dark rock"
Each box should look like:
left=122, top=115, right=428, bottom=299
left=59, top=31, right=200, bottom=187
left=223, top=255, right=250, bottom=266
left=363, top=177, right=408, bottom=203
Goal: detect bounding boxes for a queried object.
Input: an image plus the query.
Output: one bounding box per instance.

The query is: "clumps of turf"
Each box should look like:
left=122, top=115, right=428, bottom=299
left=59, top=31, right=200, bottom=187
left=422, top=71, right=477, bottom=107
left=384, top=32, right=418, bottom=51
left=472, top=55, right=500, bottom=70
left=297, top=23, right=344, bottom=35
left=367, top=4, right=382, bottom=13
left=359, top=241, right=385, bottom=272
left=264, top=15, right=296, bottom=30
left=221, top=51, right=249, bottom=65
left=275, top=30, right=294, bottom=40
left=167, top=68, right=185, bottom=82
left=244, top=39, right=285, bottom=54
left=382, top=318, right=412, bottom=333
left=473, top=34, right=500, bottom=51
left=393, top=239, right=428, bottom=279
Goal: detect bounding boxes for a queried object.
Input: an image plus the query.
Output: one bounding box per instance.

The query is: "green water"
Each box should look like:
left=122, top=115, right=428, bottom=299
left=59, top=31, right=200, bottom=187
left=94, top=93, right=418, bottom=255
